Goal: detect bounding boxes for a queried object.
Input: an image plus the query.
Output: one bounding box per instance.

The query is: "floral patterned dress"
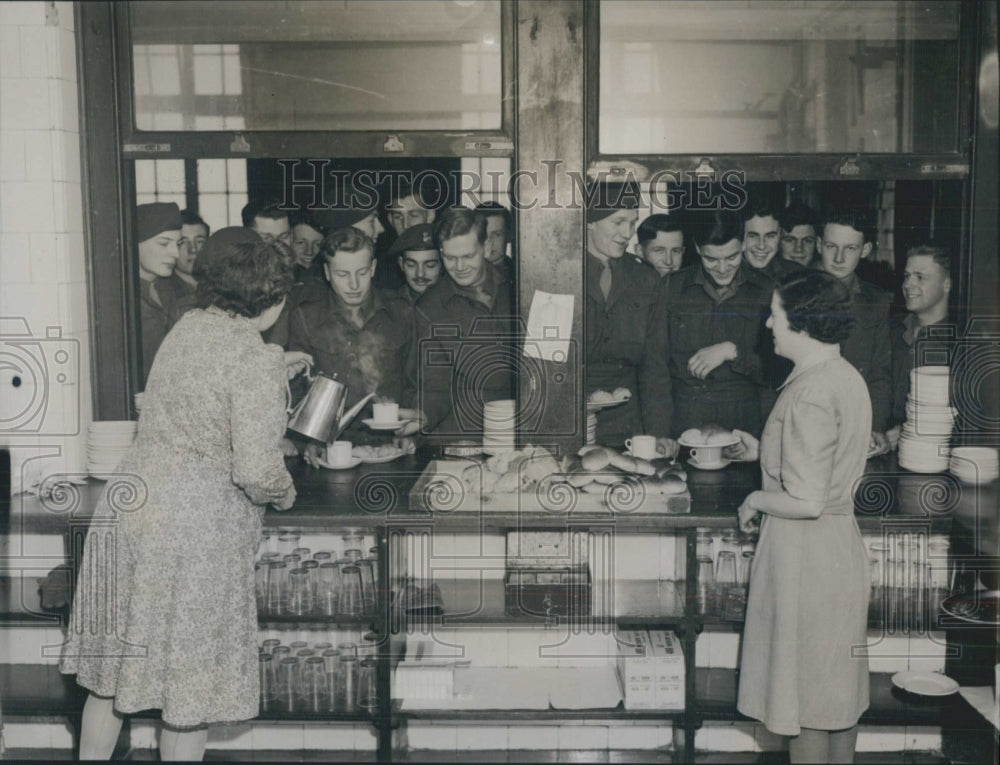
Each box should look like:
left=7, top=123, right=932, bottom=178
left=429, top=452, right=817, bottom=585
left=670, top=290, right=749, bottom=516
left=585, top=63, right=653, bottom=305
left=60, top=308, right=294, bottom=727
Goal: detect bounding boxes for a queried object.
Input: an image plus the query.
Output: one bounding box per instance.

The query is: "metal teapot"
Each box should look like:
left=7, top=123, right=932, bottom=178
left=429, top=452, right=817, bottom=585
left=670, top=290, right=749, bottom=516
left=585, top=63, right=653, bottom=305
left=286, top=368, right=374, bottom=443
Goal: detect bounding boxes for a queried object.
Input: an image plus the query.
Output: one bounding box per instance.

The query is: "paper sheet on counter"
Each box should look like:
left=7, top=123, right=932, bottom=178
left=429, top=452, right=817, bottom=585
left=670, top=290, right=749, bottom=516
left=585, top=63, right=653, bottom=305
left=524, top=290, right=574, bottom=363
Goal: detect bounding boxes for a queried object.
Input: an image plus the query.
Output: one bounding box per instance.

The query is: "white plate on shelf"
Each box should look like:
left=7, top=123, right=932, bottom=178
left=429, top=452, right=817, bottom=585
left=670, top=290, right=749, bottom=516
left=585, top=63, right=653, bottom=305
left=686, top=458, right=731, bottom=471
left=361, top=418, right=412, bottom=431
left=356, top=451, right=405, bottom=464
left=316, top=456, right=363, bottom=470
left=891, top=671, right=959, bottom=697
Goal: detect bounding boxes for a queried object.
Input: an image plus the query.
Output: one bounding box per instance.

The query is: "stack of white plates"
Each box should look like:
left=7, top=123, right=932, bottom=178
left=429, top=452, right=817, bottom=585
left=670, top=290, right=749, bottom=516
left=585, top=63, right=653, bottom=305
left=483, top=399, right=516, bottom=454
left=898, top=367, right=953, bottom=474
left=949, top=447, right=999, bottom=484
left=586, top=413, right=597, bottom=445
left=87, top=420, right=137, bottom=479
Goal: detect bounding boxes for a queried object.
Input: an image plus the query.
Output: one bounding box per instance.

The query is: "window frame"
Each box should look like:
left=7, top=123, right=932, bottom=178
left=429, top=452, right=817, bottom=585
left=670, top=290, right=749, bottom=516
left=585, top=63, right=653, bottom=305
left=585, top=0, right=979, bottom=183
left=113, top=0, right=517, bottom=161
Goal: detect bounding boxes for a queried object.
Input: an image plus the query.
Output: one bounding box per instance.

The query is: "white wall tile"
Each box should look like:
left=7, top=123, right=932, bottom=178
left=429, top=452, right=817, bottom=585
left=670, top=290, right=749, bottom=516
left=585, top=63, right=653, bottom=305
left=59, top=232, right=87, bottom=284
left=709, top=633, right=740, bottom=669
left=407, top=722, right=459, bottom=750
left=47, top=26, right=76, bottom=83
left=0, top=78, right=51, bottom=130
left=57, top=281, right=89, bottom=334
left=51, top=131, right=81, bottom=183
left=24, top=129, right=53, bottom=181
left=613, top=535, right=659, bottom=580
left=608, top=722, right=663, bottom=749
left=0, top=283, right=60, bottom=330
left=28, top=232, right=59, bottom=282
left=1, top=180, right=55, bottom=232
left=506, top=724, right=559, bottom=749
left=0, top=233, right=32, bottom=283
left=864, top=634, right=910, bottom=674
left=207, top=723, right=254, bottom=750
left=302, top=725, right=357, bottom=750
left=695, top=721, right=757, bottom=752
left=557, top=724, right=608, bottom=750
left=694, top=632, right=711, bottom=668
left=0, top=129, right=26, bottom=180
left=0, top=2, right=48, bottom=26
left=18, top=25, right=50, bottom=78
left=55, top=180, right=84, bottom=233
left=54, top=2, right=75, bottom=31
left=1, top=26, right=23, bottom=78
left=250, top=723, right=304, bottom=750
left=457, top=724, right=508, bottom=750
left=1, top=722, right=52, bottom=748
left=856, top=725, right=906, bottom=752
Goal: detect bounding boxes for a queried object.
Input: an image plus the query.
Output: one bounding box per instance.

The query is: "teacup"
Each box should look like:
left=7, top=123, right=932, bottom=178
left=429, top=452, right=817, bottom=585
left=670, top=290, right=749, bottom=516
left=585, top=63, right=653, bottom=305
left=689, top=445, right=725, bottom=467
left=372, top=402, right=399, bottom=424
left=625, top=434, right=657, bottom=460
left=327, top=440, right=354, bottom=466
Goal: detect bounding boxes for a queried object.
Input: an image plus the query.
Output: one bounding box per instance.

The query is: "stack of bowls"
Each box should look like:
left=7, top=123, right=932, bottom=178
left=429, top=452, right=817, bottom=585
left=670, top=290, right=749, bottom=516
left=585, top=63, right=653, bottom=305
left=586, top=413, right=597, bottom=445
left=898, top=366, right=953, bottom=473
left=482, top=399, right=516, bottom=454
left=87, top=421, right=137, bottom=480
left=949, top=447, right=999, bottom=485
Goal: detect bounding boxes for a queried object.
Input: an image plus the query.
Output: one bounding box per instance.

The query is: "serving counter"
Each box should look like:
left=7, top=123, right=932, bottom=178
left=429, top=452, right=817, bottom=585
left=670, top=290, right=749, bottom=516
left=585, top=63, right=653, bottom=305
left=4, top=449, right=995, bottom=763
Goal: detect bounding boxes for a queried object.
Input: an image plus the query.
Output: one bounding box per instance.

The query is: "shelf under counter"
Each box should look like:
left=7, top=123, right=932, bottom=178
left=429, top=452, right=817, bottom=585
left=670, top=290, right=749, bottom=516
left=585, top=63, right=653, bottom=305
left=397, top=577, right=687, bottom=628
left=394, top=706, right=685, bottom=722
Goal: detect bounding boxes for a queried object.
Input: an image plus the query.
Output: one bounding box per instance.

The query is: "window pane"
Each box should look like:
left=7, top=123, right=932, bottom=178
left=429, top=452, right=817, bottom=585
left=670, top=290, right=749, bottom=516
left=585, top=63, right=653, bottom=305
left=600, top=0, right=961, bottom=154
left=130, top=0, right=502, bottom=131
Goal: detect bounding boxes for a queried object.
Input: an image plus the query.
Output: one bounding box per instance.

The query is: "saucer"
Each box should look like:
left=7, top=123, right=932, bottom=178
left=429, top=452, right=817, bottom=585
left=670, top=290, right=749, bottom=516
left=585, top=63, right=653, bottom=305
left=687, top=457, right=731, bottom=471
left=891, top=671, right=959, bottom=697
left=317, top=456, right=363, bottom=470
left=586, top=396, right=630, bottom=413
left=361, top=418, right=411, bottom=430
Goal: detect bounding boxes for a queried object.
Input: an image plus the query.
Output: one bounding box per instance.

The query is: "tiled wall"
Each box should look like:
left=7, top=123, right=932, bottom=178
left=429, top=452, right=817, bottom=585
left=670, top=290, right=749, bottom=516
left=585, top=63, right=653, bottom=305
left=0, top=2, right=91, bottom=494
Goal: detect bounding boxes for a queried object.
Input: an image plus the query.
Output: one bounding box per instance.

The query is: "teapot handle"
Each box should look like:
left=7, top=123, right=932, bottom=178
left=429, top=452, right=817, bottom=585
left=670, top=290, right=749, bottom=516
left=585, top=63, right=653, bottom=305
left=284, top=359, right=314, bottom=414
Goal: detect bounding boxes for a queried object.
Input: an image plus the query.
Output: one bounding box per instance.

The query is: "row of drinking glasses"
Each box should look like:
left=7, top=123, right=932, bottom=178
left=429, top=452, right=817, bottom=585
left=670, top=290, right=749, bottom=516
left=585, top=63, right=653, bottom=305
left=695, top=532, right=756, bottom=619
left=256, top=552, right=378, bottom=616
left=868, top=537, right=951, bottom=632
left=259, top=639, right=377, bottom=713
left=260, top=529, right=371, bottom=564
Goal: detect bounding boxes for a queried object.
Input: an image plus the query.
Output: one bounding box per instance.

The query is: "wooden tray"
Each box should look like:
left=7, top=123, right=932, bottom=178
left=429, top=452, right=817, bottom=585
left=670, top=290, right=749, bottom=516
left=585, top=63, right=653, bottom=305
left=409, top=459, right=691, bottom=515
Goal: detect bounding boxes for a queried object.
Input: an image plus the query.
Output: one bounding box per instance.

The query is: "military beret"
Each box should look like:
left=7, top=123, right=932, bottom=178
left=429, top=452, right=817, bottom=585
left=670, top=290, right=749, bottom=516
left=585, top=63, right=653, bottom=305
left=136, top=202, right=182, bottom=243
left=387, top=223, right=438, bottom=257
left=586, top=182, right=641, bottom=224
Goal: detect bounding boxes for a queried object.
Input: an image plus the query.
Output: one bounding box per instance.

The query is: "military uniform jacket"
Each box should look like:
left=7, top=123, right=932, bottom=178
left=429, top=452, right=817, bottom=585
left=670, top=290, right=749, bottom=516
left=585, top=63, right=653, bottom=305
left=411, top=264, right=516, bottom=440
left=288, top=287, right=415, bottom=419
left=585, top=254, right=672, bottom=446
left=662, top=264, right=772, bottom=435
left=840, top=276, right=892, bottom=432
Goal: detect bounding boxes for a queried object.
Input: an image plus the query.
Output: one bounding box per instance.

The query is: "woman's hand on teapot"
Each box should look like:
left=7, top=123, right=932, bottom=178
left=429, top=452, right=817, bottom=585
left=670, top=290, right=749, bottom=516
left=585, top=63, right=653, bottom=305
left=738, top=492, right=761, bottom=534
left=284, top=351, right=313, bottom=380
left=725, top=429, right=760, bottom=462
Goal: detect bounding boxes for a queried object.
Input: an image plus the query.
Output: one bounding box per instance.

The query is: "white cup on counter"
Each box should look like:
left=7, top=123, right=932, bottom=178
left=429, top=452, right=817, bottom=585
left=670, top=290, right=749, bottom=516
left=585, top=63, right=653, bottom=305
left=372, top=402, right=399, bottom=424
left=625, top=434, right=657, bottom=460
left=327, top=440, right=353, bottom=467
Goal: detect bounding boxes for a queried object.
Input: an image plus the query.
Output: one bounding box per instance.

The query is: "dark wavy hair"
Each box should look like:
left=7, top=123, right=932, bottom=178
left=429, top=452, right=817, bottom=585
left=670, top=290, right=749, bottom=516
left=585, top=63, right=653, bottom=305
left=775, top=269, right=856, bottom=344
left=197, top=240, right=293, bottom=318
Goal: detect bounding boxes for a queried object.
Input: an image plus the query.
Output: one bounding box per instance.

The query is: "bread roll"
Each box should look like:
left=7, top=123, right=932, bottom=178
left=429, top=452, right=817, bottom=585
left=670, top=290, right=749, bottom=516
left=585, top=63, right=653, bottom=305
left=680, top=428, right=703, bottom=444
left=581, top=447, right=612, bottom=471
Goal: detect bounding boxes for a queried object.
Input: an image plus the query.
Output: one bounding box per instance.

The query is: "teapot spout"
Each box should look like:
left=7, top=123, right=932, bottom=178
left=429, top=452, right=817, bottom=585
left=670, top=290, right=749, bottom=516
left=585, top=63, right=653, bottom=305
left=335, top=392, right=376, bottom=438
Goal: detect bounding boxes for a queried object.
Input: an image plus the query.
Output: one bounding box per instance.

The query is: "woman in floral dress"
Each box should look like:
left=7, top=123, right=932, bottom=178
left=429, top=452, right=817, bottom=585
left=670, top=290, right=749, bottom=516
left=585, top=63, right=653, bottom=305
left=61, top=233, right=308, bottom=760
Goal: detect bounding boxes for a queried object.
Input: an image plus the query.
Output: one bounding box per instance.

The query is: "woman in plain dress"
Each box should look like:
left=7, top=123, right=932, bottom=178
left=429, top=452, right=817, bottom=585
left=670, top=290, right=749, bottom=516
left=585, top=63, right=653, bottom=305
left=61, top=236, right=309, bottom=761
left=728, top=270, right=872, bottom=764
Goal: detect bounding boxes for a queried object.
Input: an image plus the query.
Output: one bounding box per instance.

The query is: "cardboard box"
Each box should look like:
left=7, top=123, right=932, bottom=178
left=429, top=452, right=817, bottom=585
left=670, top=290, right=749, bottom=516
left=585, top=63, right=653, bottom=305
left=648, top=629, right=685, bottom=710
left=615, top=630, right=656, bottom=709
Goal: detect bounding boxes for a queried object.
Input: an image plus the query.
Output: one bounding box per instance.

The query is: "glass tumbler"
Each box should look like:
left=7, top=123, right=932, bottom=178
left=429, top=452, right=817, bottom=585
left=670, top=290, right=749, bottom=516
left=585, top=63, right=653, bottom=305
left=265, top=561, right=288, bottom=615
left=276, top=656, right=299, bottom=713
left=259, top=653, right=277, bottom=712
left=318, top=562, right=342, bottom=616
left=313, top=551, right=333, bottom=563
left=299, top=655, right=329, bottom=712
left=357, top=559, right=377, bottom=613
left=277, top=532, right=301, bottom=558
left=340, top=565, right=365, bottom=616
left=261, top=638, right=281, bottom=656
left=255, top=563, right=267, bottom=610
left=739, top=551, right=754, bottom=587
left=322, top=648, right=341, bottom=711
left=286, top=568, right=314, bottom=616
left=342, top=530, right=364, bottom=562
left=358, top=657, right=378, bottom=711
left=715, top=550, right=738, bottom=619
left=292, top=547, right=312, bottom=559
left=696, top=555, right=715, bottom=616
left=339, top=654, right=359, bottom=712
